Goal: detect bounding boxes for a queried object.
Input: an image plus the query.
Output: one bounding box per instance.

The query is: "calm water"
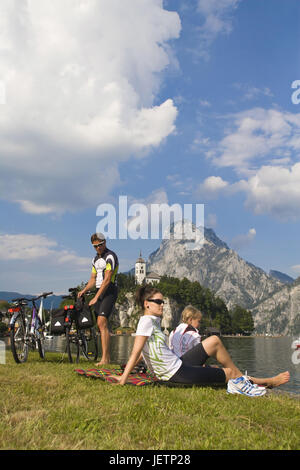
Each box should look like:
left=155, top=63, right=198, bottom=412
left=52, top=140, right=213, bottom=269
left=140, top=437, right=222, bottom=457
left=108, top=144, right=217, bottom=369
left=4, top=335, right=300, bottom=395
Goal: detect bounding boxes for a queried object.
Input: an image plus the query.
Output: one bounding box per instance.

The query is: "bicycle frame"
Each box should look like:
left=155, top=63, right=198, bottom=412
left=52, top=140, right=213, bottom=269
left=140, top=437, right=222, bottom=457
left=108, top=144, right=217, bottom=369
left=62, top=287, right=98, bottom=363
left=9, top=292, right=52, bottom=363
left=30, top=298, right=42, bottom=337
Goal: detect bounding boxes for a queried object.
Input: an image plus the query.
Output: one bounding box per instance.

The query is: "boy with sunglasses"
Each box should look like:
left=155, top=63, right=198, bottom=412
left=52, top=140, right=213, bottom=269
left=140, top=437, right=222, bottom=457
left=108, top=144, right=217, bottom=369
left=78, top=232, right=119, bottom=365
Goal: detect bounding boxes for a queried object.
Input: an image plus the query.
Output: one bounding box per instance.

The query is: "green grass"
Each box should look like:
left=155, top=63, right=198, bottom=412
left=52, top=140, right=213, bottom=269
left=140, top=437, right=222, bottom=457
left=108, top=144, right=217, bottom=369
left=0, top=352, right=299, bottom=450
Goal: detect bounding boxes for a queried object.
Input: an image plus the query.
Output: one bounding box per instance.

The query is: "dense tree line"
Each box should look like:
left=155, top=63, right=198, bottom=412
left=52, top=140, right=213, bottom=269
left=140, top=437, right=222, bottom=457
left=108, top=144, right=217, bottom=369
left=1, top=275, right=254, bottom=336
left=116, top=274, right=254, bottom=335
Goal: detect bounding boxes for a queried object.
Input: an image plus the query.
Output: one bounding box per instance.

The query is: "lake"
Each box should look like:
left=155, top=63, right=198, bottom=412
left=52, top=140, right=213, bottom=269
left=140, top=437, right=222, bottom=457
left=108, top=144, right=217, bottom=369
left=4, top=335, right=300, bottom=395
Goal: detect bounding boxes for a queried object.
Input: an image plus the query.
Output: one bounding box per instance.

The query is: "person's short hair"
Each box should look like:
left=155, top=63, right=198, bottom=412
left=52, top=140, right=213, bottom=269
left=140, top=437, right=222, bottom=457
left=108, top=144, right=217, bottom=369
left=181, top=305, right=202, bottom=323
left=91, top=233, right=106, bottom=243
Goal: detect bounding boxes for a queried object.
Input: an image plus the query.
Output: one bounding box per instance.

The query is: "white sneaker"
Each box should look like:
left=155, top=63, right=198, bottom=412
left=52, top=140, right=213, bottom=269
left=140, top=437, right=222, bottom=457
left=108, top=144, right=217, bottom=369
left=244, top=371, right=266, bottom=391
left=227, top=376, right=266, bottom=397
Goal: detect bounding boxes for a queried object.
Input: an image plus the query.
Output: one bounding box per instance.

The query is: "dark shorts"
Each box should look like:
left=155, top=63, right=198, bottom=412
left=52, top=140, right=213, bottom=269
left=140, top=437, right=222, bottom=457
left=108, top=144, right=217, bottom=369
left=180, top=342, right=209, bottom=366
left=168, top=342, right=226, bottom=385
left=94, top=283, right=118, bottom=319
left=168, top=363, right=226, bottom=385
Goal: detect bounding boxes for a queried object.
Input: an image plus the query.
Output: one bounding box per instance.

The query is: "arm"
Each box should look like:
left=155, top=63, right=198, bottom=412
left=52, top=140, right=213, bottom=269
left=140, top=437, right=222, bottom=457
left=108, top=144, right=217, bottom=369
left=78, top=273, right=96, bottom=297
left=89, top=269, right=112, bottom=306
left=118, top=336, right=148, bottom=385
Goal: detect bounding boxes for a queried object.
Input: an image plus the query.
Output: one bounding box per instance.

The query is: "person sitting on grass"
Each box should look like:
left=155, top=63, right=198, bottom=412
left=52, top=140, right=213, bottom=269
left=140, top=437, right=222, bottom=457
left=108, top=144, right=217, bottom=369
left=169, top=305, right=202, bottom=358
left=110, top=286, right=290, bottom=396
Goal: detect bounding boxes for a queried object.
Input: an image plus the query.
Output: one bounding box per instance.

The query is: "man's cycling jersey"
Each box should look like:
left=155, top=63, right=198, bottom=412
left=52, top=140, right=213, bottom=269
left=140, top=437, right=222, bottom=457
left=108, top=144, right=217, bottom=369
left=92, top=248, right=119, bottom=288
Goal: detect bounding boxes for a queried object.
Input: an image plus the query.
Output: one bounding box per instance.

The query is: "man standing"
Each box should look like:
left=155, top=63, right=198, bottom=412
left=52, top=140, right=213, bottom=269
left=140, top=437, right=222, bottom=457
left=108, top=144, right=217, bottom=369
left=78, top=233, right=119, bottom=365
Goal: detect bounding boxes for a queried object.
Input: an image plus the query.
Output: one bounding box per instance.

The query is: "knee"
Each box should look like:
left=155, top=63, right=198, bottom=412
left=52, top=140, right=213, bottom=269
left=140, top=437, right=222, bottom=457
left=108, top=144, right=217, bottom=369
left=211, top=335, right=222, bottom=346
left=97, top=317, right=108, bottom=331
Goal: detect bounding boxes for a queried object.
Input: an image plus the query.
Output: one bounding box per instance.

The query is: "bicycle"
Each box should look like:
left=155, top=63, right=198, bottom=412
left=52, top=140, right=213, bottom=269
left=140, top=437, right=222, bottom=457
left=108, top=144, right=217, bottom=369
left=60, top=287, right=99, bottom=363
left=9, top=292, right=53, bottom=364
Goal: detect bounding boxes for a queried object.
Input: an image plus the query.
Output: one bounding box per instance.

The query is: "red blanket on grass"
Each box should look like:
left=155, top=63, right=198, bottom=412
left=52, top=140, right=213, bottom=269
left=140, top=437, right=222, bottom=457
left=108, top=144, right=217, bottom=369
left=75, top=368, right=158, bottom=386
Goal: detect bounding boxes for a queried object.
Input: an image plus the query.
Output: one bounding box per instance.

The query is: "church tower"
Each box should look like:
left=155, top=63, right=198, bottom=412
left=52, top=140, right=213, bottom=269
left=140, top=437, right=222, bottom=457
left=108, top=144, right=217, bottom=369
left=135, top=251, right=146, bottom=285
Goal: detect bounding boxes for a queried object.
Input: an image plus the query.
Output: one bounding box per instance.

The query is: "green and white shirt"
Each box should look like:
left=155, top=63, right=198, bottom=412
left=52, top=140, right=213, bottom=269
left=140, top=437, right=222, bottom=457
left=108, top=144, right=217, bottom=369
left=136, top=315, right=182, bottom=381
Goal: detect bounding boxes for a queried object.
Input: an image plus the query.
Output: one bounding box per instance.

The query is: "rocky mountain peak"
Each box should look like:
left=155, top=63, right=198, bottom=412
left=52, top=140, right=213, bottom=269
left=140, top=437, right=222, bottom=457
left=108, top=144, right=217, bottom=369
left=147, top=224, right=283, bottom=311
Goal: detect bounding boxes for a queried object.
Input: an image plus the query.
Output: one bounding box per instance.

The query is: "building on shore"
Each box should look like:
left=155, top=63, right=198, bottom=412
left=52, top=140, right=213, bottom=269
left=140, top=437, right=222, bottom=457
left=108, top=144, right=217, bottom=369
left=135, top=252, right=161, bottom=285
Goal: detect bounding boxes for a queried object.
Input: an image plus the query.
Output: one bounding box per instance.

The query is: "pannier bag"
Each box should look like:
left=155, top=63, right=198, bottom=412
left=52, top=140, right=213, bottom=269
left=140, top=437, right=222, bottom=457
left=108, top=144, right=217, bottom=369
left=76, top=304, right=94, bottom=329
left=50, top=309, right=67, bottom=335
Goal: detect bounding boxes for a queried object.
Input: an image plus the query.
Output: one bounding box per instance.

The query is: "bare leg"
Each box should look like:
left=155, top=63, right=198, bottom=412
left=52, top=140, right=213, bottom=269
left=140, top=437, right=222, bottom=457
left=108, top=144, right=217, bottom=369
left=249, top=371, right=290, bottom=388
left=202, top=335, right=242, bottom=378
left=95, top=316, right=110, bottom=365
left=202, top=335, right=290, bottom=388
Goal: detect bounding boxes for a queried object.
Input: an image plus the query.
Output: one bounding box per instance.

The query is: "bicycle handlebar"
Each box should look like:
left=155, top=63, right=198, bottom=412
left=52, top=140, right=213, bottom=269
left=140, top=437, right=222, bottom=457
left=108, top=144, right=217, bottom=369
left=41, top=291, right=53, bottom=298
left=11, top=298, right=28, bottom=305
left=11, top=292, right=53, bottom=303
left=63, top=290, right=95, bottom=299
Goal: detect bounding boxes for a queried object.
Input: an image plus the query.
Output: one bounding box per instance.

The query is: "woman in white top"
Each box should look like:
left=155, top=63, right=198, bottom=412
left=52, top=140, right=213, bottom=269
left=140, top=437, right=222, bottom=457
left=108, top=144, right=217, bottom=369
left=112, top=287, right=290, bottom=394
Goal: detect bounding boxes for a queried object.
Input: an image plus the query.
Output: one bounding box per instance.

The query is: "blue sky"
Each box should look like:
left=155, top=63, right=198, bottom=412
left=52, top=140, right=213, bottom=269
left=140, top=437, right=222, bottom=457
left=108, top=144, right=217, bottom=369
left=1, top=0, right=300, bottom=294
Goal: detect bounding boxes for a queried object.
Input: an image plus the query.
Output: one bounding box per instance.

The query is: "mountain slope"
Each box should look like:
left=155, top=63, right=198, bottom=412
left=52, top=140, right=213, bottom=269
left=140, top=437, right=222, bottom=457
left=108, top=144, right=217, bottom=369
left=147, top=224, right=283, bottom=311
left=251, top=277, right=300, bottom=335
left=269, top=270, right=294, bottom=284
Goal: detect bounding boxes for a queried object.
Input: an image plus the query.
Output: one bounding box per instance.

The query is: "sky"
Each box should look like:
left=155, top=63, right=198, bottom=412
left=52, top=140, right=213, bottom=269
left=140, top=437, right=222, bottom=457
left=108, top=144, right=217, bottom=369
left=1, top=0, right=300, bottom=294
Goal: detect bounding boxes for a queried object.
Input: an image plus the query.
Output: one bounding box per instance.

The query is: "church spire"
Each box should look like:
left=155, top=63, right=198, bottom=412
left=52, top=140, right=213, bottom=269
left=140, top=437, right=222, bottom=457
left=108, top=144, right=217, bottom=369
left=135, top=251, right=146, bottom=284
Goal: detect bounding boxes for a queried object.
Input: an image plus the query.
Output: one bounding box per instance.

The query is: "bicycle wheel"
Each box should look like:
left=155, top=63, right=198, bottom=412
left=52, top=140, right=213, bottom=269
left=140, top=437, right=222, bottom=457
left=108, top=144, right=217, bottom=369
left=79, top=327, right=98, bottom=361
left=10, top=315, right=29, bottom=364
left=65, top=328, right=80, bottom=363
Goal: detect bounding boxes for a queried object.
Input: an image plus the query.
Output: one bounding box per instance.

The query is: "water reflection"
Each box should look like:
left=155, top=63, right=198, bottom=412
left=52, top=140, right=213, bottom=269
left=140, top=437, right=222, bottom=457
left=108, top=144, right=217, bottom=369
left=221, top=336, right=300, bottom=395
left=4, top=334, right=300, bottom=394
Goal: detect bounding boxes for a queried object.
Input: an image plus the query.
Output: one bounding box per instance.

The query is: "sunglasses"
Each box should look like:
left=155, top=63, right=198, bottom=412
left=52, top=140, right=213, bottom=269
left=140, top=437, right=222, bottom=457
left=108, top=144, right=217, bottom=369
left=147, top=299, right=165, bottom=305
left=93, top=241, right=105, bottom=249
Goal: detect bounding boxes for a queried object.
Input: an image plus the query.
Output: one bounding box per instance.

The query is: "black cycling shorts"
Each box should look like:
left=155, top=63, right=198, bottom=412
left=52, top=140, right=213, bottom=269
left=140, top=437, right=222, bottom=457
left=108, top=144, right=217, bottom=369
left=180, top=342, right=209, bottom=366
left=168, top=342, right=226, bottom=385
left=168, top=363, right=226, bottom=385
left=94, top=283, right=118, bottom=319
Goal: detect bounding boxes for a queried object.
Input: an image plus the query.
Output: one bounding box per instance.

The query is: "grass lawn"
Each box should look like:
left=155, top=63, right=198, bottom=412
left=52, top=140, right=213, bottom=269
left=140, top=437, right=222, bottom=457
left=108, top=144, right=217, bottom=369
left=0, top=352, right=299, bottom=450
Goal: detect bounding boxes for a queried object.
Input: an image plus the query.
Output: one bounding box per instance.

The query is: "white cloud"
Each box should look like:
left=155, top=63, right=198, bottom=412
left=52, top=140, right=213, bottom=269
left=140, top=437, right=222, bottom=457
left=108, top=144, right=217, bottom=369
left=196, top=0, right=241, bottom=58
left=195, top=106, right=300, bottom=220
left=242, top=163, right=300, bottom=220
left=0, top=233, right=90, bottom=268
left=126, top=189, right=170, bottom=239
left=231, top=227, right=256, bottom=250
left=198, top=162, right=300, bottom=221
left=0, top=0, right=181, bottom=214
left=196, top=175, right=229, bottom=199
left=207, top=108, right=300, bottom=172
left=233, top=83, right=274, bottom=101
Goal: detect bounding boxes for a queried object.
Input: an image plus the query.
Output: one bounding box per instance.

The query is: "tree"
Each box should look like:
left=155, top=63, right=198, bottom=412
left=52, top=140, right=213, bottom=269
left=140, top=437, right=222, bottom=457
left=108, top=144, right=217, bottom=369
left=231, top=306, right=254, bottom=335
